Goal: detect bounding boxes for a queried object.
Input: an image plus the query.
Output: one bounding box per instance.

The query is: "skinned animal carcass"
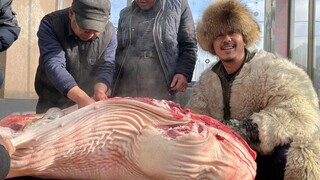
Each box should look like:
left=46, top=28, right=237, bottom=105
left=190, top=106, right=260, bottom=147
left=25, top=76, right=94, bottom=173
left=0, top=98, right=256, bottom=179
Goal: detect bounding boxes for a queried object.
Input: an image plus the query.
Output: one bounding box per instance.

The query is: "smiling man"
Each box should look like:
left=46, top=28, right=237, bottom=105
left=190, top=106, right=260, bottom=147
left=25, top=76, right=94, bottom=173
left=186, top=0, right=320, bottom=179
left=34, top=0, right=117, bottom=114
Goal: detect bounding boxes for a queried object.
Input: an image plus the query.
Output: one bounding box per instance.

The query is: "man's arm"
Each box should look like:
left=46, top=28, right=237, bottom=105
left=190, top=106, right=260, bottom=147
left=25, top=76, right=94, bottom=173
left=0, top=0, right=20, bottom=52
left=224, top=119, right=260, bottom=149
left=37, top=18, right=78, bottom=97
left=175, top=0, right=197, bottom=82
left=67, top=86, right=95, bottom=109
left=94, top=28, right=117, bottom=98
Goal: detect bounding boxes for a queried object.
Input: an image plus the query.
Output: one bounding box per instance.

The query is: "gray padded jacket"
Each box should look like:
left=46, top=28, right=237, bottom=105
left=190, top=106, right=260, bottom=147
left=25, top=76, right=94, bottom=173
left=114, top=0, right=197, bottom=87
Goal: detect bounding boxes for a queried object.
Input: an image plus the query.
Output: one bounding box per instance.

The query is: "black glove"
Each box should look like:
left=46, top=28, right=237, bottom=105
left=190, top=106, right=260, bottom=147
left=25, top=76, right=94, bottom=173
left=225, top=119, right=260, bottom=143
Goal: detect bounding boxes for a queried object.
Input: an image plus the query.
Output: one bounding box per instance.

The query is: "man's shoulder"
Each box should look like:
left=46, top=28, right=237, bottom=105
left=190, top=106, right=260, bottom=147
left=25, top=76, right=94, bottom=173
left=198, top=63, right=220, bottom=82
left=249, top=49, right=308, bottom=77
left=42, top=8, right=69, bottom=31
left=165, top=0, right=189, bottom=9
left=44, top=8, right=69, bottom=22
left=119, top=6, right=132, bottom=16
left=101, top=21, right=116, bottom=41
left=250, top=49, right=281, bottom=65
left=39, top=8, right=71, bottom=42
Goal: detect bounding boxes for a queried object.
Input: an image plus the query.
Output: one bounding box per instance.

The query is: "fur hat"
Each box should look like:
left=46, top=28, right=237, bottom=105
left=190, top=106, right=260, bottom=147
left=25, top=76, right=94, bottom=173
left=197, top=0, right=260, bottom=54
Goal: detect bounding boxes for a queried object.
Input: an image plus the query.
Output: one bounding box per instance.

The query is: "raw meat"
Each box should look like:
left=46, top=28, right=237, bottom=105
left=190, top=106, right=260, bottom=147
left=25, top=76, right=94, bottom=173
left=0, top=97, right=256, bottom=179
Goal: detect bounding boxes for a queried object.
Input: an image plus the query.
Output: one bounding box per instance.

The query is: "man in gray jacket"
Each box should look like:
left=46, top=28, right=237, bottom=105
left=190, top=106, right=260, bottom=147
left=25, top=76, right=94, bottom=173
left=187, top=0, right=320, bottom=179
left=112, top=0, right=197, bottom=100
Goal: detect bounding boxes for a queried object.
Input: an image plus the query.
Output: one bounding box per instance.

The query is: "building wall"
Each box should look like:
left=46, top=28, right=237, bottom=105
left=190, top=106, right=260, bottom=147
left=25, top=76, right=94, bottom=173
left=0, top=0, right=58, bottom=99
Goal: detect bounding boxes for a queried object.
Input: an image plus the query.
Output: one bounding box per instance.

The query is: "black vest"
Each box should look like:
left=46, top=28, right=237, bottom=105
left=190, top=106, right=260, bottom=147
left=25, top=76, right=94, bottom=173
left=35, top=8, right=114, bottom=113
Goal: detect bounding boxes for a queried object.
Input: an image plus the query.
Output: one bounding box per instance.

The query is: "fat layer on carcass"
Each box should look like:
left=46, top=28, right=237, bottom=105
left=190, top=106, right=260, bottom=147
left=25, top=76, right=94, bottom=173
left=0, top=97, right=257, bottom=179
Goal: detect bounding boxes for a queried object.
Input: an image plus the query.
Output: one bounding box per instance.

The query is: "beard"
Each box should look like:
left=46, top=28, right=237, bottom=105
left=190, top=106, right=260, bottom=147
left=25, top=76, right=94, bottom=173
left=220, top=56, right=237, bottom=63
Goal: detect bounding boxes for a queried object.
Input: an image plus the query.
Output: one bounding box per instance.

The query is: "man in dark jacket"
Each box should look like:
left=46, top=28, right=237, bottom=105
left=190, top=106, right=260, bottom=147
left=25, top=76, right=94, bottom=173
left=112, top=0, right=197, bottom=100
left=34, top=0, right=117, bottom=113
left=0, top=0, right=20, bottom=88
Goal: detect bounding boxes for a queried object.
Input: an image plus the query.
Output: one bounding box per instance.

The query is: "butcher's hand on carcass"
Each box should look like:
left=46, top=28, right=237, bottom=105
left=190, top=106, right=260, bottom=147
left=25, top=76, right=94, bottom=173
left=67, top=86, right=96, bottom=109
left=92, top=82, right=110, bottom=101
left=225, top=119, right=260, bottom=145
left=0, top=136, right=15, bottom=156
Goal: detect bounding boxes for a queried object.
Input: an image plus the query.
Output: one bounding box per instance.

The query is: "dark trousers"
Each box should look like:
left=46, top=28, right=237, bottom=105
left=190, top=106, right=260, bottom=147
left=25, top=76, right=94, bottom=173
left=255, top=144, right=290, bottom=180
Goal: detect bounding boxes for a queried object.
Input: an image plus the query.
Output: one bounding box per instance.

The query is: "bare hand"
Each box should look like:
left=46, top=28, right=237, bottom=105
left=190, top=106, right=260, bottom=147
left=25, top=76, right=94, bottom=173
left=169, top=74, right=188, bottom=93
left=67, top=86, right=96, bottom=109
left=92, top=90, right=108, bottom=101
left=92, top=83, right=110, bottom=101
left=77, top=97, right=96, bottom=109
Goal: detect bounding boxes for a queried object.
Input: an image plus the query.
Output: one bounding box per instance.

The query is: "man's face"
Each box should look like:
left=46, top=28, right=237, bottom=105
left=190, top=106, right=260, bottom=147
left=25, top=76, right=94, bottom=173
left=135, top=0, right=157, bottom=10
left=69, top=10, right=100, bottom=41
left=213, top=30, right=246, bottom=63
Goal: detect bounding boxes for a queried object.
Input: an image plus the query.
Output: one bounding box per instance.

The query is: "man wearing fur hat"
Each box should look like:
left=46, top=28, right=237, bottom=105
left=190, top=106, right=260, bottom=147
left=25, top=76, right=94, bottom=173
left=186, top=0, right=320, bottom=179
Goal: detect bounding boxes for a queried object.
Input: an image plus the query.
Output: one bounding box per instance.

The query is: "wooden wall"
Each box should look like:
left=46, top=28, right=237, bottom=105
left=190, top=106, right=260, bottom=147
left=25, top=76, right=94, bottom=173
left=0, top=0, right=129, bottom=99
left=0, top=0, right=74, bottom=99
left=0, top=0, right=56, bottom=99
